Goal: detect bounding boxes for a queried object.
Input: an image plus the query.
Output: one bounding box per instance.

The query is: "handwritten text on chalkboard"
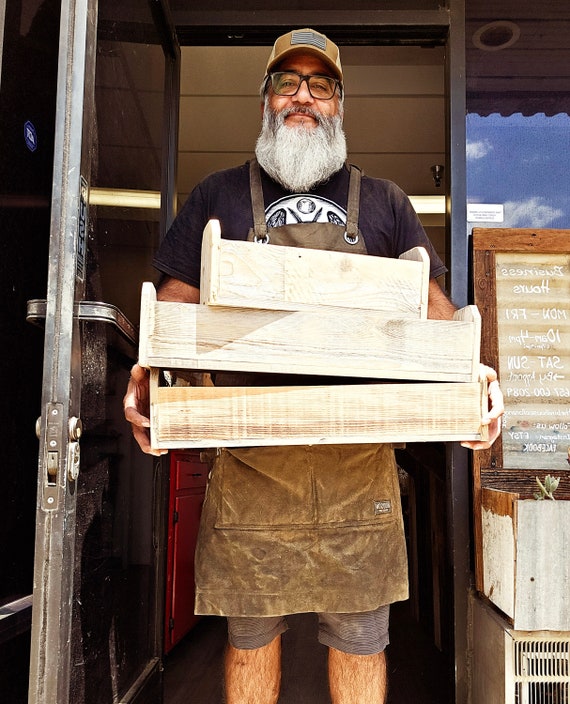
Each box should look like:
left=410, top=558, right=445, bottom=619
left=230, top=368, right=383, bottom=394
left=496, top=253, right=570, bottom=470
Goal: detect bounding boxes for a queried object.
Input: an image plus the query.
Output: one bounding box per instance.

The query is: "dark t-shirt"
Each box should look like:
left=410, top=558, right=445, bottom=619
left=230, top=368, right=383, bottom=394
left=154, top=161, right=446, bottom=287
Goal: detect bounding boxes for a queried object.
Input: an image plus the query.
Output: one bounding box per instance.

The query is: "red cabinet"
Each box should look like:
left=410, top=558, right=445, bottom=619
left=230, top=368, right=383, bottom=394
left=164, top=450, right=209, bottom=653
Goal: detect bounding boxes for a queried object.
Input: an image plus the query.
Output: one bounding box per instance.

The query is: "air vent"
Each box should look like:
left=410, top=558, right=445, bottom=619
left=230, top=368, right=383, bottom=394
left=472, top=594, right=570, bottom=704
left=514, top=638, right=569, bottom=704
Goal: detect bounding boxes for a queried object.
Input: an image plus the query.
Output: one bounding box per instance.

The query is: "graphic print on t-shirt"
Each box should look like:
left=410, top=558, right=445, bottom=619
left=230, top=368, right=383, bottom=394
left=266, top=194, right=347, bottom=228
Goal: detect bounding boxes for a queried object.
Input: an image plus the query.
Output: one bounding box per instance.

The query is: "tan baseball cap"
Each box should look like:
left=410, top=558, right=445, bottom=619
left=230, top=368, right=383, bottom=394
left=266, top=28, right=343, bottom=82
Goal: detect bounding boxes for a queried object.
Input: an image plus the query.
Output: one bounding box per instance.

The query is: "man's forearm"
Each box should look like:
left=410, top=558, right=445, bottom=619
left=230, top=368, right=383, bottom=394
left=427, top=278, right=457, bottom=320
left=157, top=275, right=200, bottom=303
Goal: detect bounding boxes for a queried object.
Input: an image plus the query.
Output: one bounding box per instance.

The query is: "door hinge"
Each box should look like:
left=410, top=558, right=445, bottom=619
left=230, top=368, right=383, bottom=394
left=173, top=510, right=179, bottom=524
left=169, top=617, right=174, bottom=632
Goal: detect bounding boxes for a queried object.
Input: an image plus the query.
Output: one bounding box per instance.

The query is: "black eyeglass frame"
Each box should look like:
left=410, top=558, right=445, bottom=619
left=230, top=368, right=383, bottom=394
left=266, top=71, right=342, bottom=100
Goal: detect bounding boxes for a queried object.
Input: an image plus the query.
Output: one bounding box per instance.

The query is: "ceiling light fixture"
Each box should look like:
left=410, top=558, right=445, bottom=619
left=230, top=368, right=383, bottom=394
left=409, top=195, right=446, bottom=214
left=472, top=21, right=521, bottom=52
left=88, top=188, right=443, bottom=215
left=89, top=187, right=161, bottom=209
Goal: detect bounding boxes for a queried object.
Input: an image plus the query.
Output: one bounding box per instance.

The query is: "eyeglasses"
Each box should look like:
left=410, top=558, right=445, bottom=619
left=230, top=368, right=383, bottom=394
left=268, top=72, right=340, bottom=100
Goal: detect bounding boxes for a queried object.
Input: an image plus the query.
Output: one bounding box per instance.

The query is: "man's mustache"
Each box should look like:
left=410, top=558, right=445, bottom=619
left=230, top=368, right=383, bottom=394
left=279, top=106, right=322, bottom=123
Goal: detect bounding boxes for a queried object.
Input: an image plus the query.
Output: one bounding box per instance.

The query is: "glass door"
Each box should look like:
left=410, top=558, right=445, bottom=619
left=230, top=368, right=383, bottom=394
left=28, top=1, right=179, bottom=702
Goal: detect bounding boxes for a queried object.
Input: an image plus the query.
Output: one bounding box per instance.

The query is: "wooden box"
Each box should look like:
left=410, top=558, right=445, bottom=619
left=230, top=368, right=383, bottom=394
left=200, top=219, right=430, bottom=317
left=139, top=283, right=481, bottom=383
left=481, top=487, right=570, bottom=630
left=149, top=373, right=487, bottom=449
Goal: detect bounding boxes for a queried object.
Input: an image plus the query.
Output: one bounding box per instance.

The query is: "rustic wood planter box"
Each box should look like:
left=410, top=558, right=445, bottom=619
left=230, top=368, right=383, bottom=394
left=139, top=285, right=481, bottom=384
left=201, top=219, right=430, bottom=317
left=481, top=487, right=570, bottom=630
left=149, top=374, right=487, bottom=449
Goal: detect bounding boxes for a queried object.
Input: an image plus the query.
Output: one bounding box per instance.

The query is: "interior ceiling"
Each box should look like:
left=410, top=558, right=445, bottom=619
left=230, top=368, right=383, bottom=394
left=466, top=0, right=570, bottom=116
left=169, top=0, right=449, bottom=46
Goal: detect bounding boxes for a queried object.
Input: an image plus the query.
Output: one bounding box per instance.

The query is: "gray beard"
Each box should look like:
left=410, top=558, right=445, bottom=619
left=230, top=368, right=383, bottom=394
left=255, top=105, right=347, bottom=192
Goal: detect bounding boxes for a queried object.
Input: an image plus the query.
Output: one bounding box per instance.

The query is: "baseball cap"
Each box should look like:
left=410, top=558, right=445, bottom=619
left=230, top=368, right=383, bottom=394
left=265, top=28, right=343, bottom=82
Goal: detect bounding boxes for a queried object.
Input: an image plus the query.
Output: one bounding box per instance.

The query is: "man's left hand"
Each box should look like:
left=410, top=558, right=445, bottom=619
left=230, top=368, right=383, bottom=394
left=461, top=364, right=504, bottom=451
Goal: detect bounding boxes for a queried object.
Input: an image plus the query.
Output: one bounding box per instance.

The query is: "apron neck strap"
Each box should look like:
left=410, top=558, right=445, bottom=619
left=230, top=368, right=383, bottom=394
left=249, top=158, right=268, bottom=239
left=346, top=163, right=361, bottom=239
left=249, top=158, right=362, bottom=239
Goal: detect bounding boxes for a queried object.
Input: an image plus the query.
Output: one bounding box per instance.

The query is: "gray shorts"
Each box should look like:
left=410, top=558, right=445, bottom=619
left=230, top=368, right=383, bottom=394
left=227, top=605, right=390, bottom=656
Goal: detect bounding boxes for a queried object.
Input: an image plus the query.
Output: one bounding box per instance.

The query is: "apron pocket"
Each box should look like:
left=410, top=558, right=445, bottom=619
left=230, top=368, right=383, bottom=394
left=214, top=446, right=316, bottom=529
left=314, top=444, right=400, bottom=527
left=213, top=444, right=399, bottom=531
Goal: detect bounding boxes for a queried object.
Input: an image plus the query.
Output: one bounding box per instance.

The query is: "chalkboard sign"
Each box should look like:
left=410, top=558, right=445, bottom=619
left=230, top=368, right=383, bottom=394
left=472, top=229, right=570, bottom=478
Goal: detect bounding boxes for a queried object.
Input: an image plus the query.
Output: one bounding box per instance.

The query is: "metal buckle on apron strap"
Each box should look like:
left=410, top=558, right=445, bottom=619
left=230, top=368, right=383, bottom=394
left=343, top=230, right=359, bottom=245
left=253, top=233, right=270, bottom=244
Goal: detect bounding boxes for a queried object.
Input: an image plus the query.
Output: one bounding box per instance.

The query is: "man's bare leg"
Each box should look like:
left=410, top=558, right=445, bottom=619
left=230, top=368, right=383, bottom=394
left=328, top=647, right=387, bottom=704
left=224, top=635, right=281, bottom=704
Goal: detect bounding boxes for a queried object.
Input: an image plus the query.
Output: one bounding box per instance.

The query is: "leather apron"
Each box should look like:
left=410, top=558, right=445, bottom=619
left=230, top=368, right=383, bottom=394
left=194, top=160, right=409, bottom=617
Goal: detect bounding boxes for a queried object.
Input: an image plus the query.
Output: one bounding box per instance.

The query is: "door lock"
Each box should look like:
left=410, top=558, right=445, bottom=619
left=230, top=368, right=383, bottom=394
left=68, top=442, right=80, bottom=482
left=68, top=417, right=83, bottom=441
left=67, top=418, right=82, bottom=481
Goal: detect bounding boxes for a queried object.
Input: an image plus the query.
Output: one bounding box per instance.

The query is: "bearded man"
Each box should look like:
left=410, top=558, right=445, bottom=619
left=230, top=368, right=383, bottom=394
left=125, top=28, right=503, bottom=704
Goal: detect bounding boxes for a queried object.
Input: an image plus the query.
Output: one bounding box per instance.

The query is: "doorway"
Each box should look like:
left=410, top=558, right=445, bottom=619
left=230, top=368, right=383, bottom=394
left=160, top=23, right=458, bottom=704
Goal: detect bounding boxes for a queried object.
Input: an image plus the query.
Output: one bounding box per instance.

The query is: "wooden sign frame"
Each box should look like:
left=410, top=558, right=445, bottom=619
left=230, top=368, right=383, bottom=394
left=472, top=228, right=570, bottom=592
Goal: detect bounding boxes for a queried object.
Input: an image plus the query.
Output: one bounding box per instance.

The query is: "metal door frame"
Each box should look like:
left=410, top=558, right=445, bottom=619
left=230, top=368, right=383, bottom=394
left=446, top=5, right=471, bottom=704
left=28, top=1, right=180, bottom=702
left=28, top=2, right=96, bottom=700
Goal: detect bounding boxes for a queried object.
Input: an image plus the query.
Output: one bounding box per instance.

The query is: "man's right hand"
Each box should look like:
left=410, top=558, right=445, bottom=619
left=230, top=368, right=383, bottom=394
left=123, top=363, right=167, bottom=456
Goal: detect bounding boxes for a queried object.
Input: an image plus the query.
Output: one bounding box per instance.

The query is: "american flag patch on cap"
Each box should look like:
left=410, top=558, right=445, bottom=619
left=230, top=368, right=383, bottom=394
left=291, top=30, right=327, bottom=51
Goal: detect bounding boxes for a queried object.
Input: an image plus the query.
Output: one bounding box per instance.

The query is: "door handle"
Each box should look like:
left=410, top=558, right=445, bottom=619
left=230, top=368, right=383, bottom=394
left=26, top=299, right=138, bottom=347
